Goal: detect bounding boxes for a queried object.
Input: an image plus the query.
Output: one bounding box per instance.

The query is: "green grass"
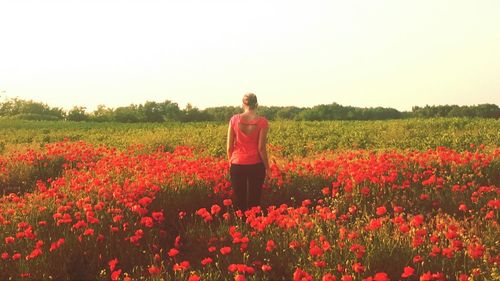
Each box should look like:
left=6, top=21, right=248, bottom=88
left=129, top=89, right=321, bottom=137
left=1, top=118, right=498, bottom=157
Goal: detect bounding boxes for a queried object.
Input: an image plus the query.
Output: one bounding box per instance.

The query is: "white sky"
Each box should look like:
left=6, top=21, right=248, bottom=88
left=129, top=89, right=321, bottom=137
left=1, top=0, right=499, bottom=111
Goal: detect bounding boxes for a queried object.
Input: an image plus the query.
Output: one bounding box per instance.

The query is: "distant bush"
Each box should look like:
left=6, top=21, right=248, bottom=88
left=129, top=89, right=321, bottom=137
left=13, top=113, right=62, bottom=121
left=1, top=97, right=498, bottom=122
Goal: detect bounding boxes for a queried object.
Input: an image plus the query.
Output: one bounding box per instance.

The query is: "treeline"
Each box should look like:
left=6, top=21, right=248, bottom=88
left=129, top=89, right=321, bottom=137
left=0, top=98, right=498, bottom=122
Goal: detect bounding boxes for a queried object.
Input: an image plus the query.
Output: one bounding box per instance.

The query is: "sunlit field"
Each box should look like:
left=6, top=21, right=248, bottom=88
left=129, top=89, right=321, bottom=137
left=1, top=118, right=499, bottom=280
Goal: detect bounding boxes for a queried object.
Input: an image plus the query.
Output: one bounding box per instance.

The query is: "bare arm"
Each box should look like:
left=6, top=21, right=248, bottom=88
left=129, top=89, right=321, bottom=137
left=227, top=122, right=235, bottom=163
left=258, top=127, right=270, bottom=174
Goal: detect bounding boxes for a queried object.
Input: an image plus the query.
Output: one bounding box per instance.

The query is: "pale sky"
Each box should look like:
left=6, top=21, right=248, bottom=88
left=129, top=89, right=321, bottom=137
left=0, top=0, right=499, bottom=111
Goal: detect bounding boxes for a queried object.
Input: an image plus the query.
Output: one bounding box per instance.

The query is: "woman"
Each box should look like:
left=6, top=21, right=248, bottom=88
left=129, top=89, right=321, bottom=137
left=227, top=93, right=270, bottom=211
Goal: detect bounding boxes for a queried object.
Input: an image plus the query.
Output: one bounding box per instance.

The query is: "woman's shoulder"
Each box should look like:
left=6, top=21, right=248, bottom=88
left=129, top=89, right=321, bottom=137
left=229, top=114, right=240, bottom=123
left=258, top=116, right=269, bottom=127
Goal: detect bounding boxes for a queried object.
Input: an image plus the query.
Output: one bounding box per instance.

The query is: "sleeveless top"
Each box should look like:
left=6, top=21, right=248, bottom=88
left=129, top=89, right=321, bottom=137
left=229, top=114, right=269, bottom=165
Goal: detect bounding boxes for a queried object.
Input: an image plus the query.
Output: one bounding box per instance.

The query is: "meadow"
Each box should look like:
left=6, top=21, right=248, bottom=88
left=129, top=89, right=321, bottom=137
left=0, top=118, right=499, bottom=280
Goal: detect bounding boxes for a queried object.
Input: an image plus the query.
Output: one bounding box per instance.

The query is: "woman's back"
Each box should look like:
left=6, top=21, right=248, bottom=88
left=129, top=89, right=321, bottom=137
left=230, top=113, right=268, bottom=164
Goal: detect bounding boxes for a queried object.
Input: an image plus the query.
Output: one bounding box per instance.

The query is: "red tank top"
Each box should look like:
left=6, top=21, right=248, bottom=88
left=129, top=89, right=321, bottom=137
left=229, top=114, right=269, bottom=165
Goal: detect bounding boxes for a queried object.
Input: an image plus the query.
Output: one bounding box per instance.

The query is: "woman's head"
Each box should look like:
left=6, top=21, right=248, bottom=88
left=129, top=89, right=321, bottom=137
left=242, top=93, right=258, bottom=110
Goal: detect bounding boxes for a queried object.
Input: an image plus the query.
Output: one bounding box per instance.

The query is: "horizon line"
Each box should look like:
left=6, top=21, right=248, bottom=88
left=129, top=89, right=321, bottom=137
left=1, top=94, right=498, bottom=113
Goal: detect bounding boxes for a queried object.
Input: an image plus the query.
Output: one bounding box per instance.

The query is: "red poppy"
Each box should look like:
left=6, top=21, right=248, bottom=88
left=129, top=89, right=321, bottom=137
left=152, top=211, right=164, bottom=222
left=266, top=240, right=276, bottom=252
left=467, top=244, right=484, bottom=259
left=309, top=245, right=324, bottom=257
left=108, top=258, right=118, bottom=271
left=141, top=216, right=154, bottom=228
left=352, top=262, right=365, bottom=273
left=201, top=257, right=213, bottom=266
left=401, top=266, right=414, bottom=278
left=234, top=274, right=247, bottom=281
left=322, top=273, right=337, bottom=281
left=211, top=204, right=222, bottom=215
left=168, top=248, right=179, bottom=257
left=373, top=272, right=390, bottom=281
left=173, top=261, right=190, bottom=271
left=293, top=268, right=313, bottom=281
left=111, top=270, right=121, bottom=281
left=341, top=275, right=353, bottom=281
left=223, top=199, right=233, bottom=206
left=148, top=265, right=161, bottom=275
left=83, top=228, right=94, bottom=236
left=220, top=246, right=232, bottom=255
left=261, top=264, right=272, bottom=271
left=376, top=206, right=387, bottom=216
left=413, top=255, right=423, bottom=263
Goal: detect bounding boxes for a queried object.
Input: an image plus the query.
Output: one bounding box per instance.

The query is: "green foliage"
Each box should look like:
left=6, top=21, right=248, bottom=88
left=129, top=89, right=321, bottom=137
left=66, top=106, right=89, bottom=122
left=2, top=97, right=498, bottom=123
left=297, top=103, right=402, bottom=121
left=181, top=103, right=211, bottom=122
left=90, top=105, right=114, bottom=122
left=0, top=98, right=65, bottom=120
left=412, top=104, right=500, bottom=118
left=0, top=118, right=498, bottom=158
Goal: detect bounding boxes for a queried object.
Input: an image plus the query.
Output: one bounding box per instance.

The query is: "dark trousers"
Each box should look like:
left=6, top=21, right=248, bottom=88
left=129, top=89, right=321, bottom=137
left=230, top=162, right=266, bottom=211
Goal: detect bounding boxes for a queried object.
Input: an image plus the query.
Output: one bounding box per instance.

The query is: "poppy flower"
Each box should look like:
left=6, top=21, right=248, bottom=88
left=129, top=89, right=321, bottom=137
left=309, top=245, right=323, bottom=257
left=413, top=255, right=423, bottom=263
left=376, top=206, right=387, bottom=216
left=352, top=262, right=365, bottom=273
left=401, top=266, right=414, bottom=278
left=293, top=268, right=313, bottom=281
left=234, top=274, right=247, bottom=281
left=467, top=244, right=484, bottom=259
left=108, top=258, right=119, bottom=271
left=261, top=264, right=272, bottom=271
left=220, top=247, right=232, bottom=255
left=111, top=270, right=121, bottom=281
left=201, top=257, right=213, bottom=266
left=266, top=240, right=276, bottom=252
left=373, top=272, right=389, bottom=281
left=168, top=248, right=179, bottom=257
left=341, top=275, right=353, bottom=281
left=148, top=265, right=161, bottom=275
left=322, top=273, right=337, bottom=281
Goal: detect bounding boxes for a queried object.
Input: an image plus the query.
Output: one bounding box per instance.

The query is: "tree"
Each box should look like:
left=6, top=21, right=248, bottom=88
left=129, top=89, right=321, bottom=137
left=182, top=103, right=210, bottom=122
left=159, top=100, right=182, bottom=121
left=142, top=101, right=164, bottom=122
left=276, top=106, right=301, bottom=120
left=91, top=105, right=114, bottom=122
left=475, top=104, right=500, bottom=118
left=67, top=106, right=89, bottom=121
left=0, top=98, right=64, bottom=120
left=114, top=105, right=141, bottom=123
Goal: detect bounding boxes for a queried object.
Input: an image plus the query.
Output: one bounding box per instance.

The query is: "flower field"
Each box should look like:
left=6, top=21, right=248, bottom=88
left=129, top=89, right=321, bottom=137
left=0, top=136, right=498, bottom=280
